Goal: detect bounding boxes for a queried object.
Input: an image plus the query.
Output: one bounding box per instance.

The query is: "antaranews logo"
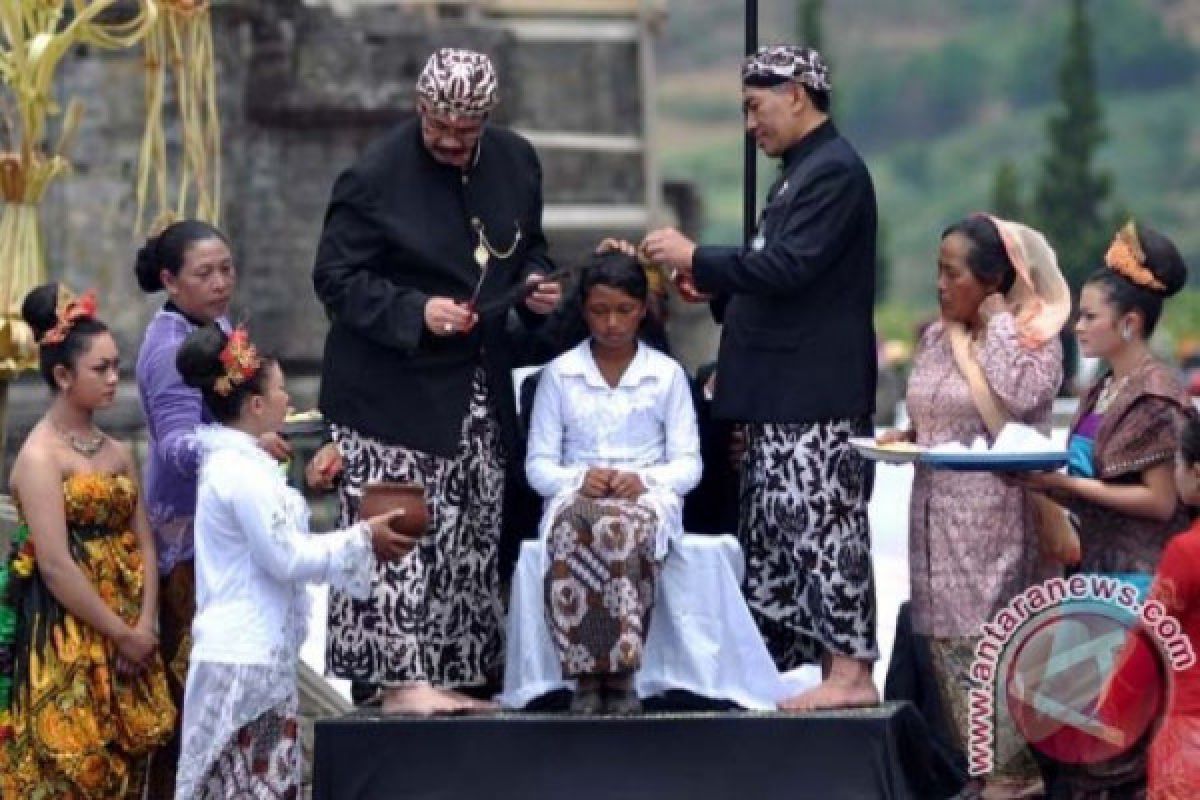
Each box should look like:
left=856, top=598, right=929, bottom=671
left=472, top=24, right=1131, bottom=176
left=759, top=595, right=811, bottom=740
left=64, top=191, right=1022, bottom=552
left=967, top=574, right=1195, bottom=775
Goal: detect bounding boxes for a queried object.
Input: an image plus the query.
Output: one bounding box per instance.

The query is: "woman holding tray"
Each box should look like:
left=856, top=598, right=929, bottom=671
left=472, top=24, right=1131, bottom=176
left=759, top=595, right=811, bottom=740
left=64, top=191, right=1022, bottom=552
left=1011, top=221, right=1192, bottom=798
left=879, top=214, right=1068, bottom=797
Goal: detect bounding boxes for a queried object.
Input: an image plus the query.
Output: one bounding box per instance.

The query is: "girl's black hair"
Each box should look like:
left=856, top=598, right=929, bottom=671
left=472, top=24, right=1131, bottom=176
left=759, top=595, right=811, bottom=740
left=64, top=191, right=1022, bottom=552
left=134, top=219, right=229, bottom=293
left=1083, top=223, right=1188, bottom=338
left=556, top=250, right=669, bottom=353
left=21, top=283, right=110, bottom=391
left=941, top=215, right=1017, bottom=295
left=579, top=250, right=649, bottom=303
left=176, top=324, right=275, bottom=424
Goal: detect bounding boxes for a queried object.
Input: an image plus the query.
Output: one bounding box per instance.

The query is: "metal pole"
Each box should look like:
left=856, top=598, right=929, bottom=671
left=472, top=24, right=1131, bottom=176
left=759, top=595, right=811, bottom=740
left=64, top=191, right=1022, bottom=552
left=743, top=0, right=758, bottom=245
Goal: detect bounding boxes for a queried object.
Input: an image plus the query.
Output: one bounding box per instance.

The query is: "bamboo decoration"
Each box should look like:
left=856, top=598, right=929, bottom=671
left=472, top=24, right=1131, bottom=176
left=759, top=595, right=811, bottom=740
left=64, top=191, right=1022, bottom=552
left=0, top=2, right=155, bottom=481
left=137, top=0, right=220, bottom=233
left=0, top=0, right=157, bottom=379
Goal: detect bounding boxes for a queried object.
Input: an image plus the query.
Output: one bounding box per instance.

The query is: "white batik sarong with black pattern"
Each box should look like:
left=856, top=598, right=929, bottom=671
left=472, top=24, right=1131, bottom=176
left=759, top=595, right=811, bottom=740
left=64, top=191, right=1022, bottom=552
left=326, top=369, right=506, bottom=688
left=738, top=417, right=878, bottom=669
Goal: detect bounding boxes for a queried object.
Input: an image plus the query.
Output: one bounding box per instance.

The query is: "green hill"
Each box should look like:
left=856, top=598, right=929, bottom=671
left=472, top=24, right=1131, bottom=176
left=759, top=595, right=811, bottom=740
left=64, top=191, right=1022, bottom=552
left=657, top=0, right=1200, bottom=318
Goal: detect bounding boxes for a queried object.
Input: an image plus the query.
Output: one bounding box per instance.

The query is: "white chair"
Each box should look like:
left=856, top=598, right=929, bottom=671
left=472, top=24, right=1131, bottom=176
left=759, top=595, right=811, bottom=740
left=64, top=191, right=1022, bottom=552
left=497, top=533, right=809, bottom=710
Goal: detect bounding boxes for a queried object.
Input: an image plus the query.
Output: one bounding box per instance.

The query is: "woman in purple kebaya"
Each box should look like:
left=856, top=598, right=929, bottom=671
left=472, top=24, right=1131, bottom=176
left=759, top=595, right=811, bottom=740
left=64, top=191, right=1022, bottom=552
left=133, top=219, right=292, bottom=796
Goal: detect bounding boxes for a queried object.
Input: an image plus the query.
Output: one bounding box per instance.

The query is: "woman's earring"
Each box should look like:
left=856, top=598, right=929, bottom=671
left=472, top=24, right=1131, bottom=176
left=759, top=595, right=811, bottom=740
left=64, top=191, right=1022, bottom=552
left=1121, top=322, right=1133, bottom=342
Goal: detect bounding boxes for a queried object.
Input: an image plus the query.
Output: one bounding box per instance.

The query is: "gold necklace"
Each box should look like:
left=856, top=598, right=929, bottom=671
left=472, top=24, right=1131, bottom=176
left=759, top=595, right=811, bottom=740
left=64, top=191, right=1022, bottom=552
left=1095, top=373, right=1131, bottom=415
left=53, top=421, right=105, bottom=458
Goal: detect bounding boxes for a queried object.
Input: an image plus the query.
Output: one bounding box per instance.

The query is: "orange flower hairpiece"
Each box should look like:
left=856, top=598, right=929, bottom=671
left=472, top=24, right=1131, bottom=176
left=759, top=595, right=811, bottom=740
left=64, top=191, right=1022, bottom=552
left=1105, top=221, right=1165, bottom=292
left=41, top=288, right=99, bottom=345
left=214, top=326, right=261, bottom=397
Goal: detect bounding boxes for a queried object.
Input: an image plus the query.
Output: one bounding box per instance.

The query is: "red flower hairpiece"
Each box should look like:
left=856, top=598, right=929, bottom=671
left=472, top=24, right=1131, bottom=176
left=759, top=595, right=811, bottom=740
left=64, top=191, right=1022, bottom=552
left=41, top=288, right=99, bottom=345
left=214, top=326, right=261, bottom=397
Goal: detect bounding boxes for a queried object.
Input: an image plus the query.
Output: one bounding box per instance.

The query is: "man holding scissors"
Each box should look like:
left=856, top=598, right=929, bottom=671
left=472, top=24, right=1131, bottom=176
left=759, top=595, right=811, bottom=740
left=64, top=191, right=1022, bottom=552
left=313, top=48, right=560, bottom=715
left=641, top=45, right=880, bottom=711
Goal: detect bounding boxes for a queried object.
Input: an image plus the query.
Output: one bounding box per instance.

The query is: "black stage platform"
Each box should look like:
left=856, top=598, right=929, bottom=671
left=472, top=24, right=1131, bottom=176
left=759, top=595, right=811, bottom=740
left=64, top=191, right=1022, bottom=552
left=313, top=700, right=961, bottom=800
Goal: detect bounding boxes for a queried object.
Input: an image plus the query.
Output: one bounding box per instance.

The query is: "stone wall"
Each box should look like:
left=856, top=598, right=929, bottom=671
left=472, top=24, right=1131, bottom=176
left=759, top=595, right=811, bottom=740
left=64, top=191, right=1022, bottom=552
left=39, top=0, right=653, bottom=369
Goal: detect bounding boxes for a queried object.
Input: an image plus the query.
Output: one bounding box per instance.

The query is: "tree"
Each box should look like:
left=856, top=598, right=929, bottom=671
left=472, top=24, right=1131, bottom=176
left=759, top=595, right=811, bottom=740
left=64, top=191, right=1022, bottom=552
left=1032, top=0, right=1115, bottom=288
left=798, top=0, right=825, bottom=55
left=990, top=160, right=1024, bottom=220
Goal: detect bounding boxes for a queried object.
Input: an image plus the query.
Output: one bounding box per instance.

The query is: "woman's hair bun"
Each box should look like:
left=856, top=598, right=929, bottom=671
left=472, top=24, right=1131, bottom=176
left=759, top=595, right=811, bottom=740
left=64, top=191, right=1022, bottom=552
left=1139, top=223, right=1188, bottom=298
left=175, top=324, right=228, bottom=391
left=20, top=283, right=62, bottom=341
left=134, top=234, right=164, bottom=293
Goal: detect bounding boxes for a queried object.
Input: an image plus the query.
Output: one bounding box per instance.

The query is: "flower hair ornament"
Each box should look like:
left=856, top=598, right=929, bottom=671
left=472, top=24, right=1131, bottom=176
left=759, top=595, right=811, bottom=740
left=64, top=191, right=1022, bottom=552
left=1105, top=220, right=1165, bottom=293
left=41, top=287, right=99, bottom=345
left=214, top=326, right=261, bottom=397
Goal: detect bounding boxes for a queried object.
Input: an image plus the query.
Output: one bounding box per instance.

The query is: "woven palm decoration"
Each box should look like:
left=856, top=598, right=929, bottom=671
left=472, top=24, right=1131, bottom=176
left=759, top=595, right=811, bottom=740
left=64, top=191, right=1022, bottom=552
left=137, top=0, right=219, bottom=233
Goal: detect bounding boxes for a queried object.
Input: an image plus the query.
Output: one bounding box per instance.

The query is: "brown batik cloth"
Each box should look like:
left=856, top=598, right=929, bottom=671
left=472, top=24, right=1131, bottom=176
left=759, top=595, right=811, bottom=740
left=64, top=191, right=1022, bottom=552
left=196, top=697, right=301, bottom=800
left=544, top=496, right=659, bottom=677
left=928, top=635, right=1045, bottom=799
left=147, top=558, right=196, bottom=798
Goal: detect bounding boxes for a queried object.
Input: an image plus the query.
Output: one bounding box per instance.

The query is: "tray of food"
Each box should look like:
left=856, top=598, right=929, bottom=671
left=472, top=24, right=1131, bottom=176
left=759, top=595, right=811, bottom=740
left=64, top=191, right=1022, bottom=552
left=283, top=408, right=325, bottom=437
left=918, top=451, right=1068, bottom=472
left=849, top=437, right=924, bottom=465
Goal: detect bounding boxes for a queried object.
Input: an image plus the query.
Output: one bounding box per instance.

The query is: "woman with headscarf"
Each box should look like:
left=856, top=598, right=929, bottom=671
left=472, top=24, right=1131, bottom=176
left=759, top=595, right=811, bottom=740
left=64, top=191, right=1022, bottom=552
left=879, top=214, right=1070, bottom=797
left=1013, top=221, right=1191, bottom=797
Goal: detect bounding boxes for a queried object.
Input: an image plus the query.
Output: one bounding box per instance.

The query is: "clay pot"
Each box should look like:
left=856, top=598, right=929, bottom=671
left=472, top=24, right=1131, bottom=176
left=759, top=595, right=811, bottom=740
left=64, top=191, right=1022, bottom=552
left=360, top=482, right=429, bottom=538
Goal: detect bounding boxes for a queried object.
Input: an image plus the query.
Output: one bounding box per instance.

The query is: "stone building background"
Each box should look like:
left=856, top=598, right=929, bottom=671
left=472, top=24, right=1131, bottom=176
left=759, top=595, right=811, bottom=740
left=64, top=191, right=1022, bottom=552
left=6, top=0, right=711, bottom=465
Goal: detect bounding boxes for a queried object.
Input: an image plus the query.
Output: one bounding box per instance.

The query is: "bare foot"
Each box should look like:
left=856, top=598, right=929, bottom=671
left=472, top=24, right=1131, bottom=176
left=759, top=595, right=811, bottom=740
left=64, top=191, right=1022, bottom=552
left=780, top=677, right=880, bottom=712
left=435, top=687, right=499, bottom=713
left=381, top=685, right=464, bottom=715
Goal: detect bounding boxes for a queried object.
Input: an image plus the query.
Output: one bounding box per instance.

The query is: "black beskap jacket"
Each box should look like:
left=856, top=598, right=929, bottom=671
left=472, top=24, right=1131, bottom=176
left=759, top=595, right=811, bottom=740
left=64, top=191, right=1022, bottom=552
left=693, top=121, right=878, bottom=424
left=313, top=119, right=553, bottom=457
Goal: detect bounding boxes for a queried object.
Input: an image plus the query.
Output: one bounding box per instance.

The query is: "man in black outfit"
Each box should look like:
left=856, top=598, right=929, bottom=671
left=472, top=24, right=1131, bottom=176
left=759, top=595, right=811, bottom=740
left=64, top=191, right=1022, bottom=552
left=642, top=45, right=879, bottom=711
left=313, top=49, right=560, bottom=715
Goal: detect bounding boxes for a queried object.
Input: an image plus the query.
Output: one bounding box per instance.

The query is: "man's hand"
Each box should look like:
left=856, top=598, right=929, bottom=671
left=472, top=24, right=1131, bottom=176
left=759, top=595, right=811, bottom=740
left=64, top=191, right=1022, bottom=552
left=596, top=238, right=638, bottom=258
left=640, top=228, right=698, bottom=277
left=305, top=442, right=343, bottom=491
left=523, top=273, right=562, bottom=315
left=425, top=297, right=478, bottom=336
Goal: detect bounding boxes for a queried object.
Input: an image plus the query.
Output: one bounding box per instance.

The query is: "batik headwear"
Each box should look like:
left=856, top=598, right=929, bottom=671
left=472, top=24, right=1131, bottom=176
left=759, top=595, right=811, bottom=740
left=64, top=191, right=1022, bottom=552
left=742, top=45, right=832, bottom=92
left=41, top=287, right=99, bottom=345
left=1105, top=220, right=1166, bottom=293
left=978, top=214, right=1072, bottom=349
left=415, top=48, right=499, bottom=118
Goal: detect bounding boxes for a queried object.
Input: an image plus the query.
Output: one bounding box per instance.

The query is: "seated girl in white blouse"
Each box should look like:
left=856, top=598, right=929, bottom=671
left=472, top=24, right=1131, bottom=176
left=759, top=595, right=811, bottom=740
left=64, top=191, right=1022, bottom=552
left=526, top=249, right=701, bottom=714
left=171, top=325, right=412, bottom=800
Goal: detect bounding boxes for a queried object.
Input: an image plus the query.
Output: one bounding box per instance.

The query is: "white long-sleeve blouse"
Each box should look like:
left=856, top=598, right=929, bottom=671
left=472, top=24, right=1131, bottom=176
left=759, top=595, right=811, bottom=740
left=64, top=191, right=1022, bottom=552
left=176, top=425, right=374, bottom=799
left=525, top=340, right=701, bottom=557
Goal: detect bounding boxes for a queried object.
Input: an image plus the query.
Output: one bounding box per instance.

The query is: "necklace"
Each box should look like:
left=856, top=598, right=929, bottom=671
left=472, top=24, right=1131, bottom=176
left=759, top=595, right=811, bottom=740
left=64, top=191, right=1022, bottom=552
left=1095, top=355, right=1150, bottom=415
left=53, top=422, right=105, bottom=458
left=1095, top=373, right=1131, bottom=415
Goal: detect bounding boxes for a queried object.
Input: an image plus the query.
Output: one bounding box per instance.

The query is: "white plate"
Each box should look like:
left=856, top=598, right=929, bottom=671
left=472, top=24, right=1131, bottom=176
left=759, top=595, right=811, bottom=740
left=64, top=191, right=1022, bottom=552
left=849, top=436, right=924, bottom=465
